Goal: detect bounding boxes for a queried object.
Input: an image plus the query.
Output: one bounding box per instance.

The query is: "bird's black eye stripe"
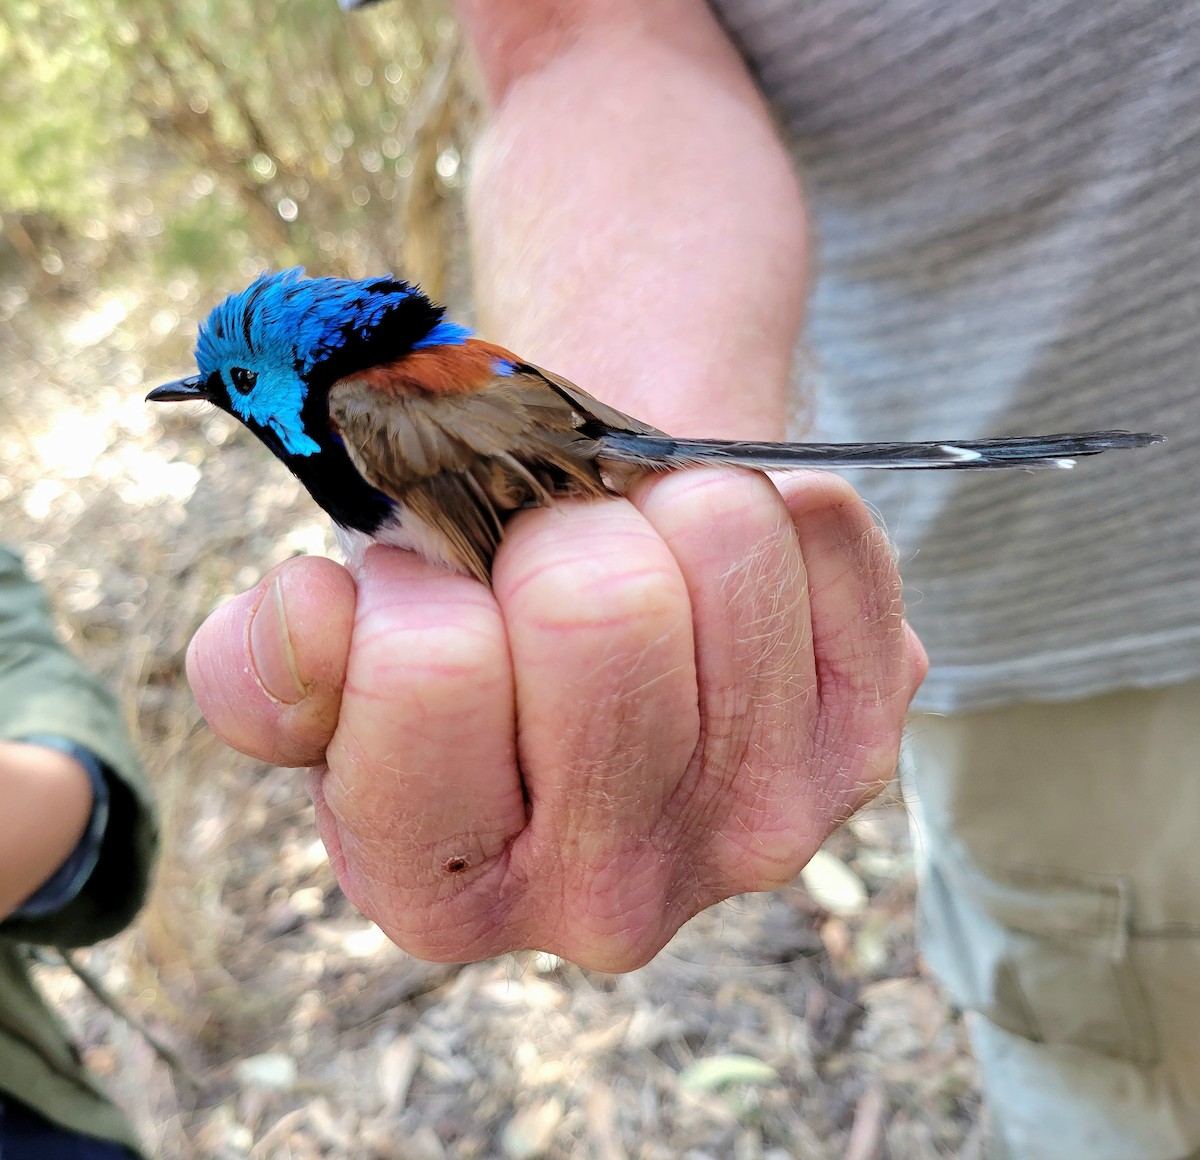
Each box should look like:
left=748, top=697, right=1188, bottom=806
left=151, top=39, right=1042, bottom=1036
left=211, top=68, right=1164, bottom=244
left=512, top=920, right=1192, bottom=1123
left=229, top=366, right=257, bottom=394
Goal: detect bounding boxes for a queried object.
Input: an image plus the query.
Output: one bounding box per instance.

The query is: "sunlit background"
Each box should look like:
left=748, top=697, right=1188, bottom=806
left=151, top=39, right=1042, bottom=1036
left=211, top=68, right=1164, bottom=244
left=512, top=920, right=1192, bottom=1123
left=0, top=3, right=981, bottom=1156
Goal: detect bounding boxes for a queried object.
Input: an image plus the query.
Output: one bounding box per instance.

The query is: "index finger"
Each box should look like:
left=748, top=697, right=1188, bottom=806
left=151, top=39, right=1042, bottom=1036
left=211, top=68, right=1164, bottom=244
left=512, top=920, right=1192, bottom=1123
left=317, top=547, right=528, bottom=959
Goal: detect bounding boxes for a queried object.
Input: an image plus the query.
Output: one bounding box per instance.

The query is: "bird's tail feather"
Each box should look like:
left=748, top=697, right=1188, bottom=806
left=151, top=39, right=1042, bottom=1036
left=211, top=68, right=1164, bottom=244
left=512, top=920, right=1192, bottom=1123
left=598, top=430, right=1163, bottom=471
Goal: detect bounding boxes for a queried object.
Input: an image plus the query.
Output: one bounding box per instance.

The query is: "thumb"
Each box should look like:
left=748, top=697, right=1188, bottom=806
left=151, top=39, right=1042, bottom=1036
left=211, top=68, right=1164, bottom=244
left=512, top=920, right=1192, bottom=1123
left=186, top=556, right=357, bottom=766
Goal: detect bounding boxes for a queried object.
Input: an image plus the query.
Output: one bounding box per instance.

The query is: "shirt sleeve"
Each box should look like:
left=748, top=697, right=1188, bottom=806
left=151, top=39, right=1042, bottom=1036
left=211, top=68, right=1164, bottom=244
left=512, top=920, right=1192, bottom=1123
left=0, top=546, right=158, bottom=948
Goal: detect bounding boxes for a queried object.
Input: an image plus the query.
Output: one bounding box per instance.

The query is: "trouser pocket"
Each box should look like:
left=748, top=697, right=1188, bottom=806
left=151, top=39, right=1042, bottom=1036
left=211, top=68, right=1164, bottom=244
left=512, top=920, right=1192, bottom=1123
left=918, top=843, right=1158, bottom=1068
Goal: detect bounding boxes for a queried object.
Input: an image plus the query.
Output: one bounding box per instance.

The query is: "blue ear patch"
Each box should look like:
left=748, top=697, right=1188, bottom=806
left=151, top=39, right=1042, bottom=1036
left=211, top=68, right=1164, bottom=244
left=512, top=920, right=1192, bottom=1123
left=223, top=363, right=321, bottom=456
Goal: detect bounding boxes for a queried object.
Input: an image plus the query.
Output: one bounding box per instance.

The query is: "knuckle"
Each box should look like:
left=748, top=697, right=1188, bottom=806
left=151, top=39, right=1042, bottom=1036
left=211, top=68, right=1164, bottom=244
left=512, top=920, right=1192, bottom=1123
left=656, top=468, right=786, bottom=543
left=504, top=528, right=687, bottom=639
left=723, top=844, right=810, bottom=894
left=372, top=902, right=515, bottom=963
left=545, top=558, right=683, bottom=637
left=812, top=709, right=906, bottom=813
left=566, top=937, right=667, bottom=974
left=905, top=624, right=930, bottom=695
left=338, top=840, right=522, bottom=961
left=514, top=848, right=674, bottom=971
left=351, top=599, right=506, bottom=697
left=549, top=911, right=670, bottom=973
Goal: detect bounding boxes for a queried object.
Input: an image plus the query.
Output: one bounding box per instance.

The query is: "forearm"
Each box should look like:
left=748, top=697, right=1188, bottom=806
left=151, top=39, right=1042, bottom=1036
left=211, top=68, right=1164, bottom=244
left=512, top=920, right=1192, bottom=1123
left=0, top=741, right=94, bottom=919
left=458, top=0, right=807, bottom=439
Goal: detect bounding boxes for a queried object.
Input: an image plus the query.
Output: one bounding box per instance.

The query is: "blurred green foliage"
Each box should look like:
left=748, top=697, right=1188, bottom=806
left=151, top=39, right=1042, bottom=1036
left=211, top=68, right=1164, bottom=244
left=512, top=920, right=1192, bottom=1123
left=0, top=2, right=139, bottom=220
left=0, top=0, right=475, bottom=294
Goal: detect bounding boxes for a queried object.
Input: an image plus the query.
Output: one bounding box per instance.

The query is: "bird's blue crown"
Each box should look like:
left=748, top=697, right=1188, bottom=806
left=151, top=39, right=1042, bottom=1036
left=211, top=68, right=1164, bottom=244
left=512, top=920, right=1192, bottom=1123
left=191, top=268, right=472, bottom=459
left=196, top=267, right=467, bottom=387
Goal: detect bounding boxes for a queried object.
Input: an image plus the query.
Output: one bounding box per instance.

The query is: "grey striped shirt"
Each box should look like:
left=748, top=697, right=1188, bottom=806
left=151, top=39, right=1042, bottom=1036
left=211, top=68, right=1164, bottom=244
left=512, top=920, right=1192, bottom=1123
left=709, top=0, right=1200, bottom=712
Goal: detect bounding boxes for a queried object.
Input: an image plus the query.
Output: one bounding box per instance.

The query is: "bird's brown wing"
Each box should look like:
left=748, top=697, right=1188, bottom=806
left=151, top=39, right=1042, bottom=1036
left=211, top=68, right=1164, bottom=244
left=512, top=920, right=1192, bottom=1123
left=328, top=370, right=614, bottom=581
left=525, top=363, right=667, bottom=438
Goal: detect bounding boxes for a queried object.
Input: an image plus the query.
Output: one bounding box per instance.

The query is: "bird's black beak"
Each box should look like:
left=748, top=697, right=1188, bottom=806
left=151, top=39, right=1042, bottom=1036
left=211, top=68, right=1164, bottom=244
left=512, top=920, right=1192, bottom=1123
left=146, top=375, right=208, bottom=403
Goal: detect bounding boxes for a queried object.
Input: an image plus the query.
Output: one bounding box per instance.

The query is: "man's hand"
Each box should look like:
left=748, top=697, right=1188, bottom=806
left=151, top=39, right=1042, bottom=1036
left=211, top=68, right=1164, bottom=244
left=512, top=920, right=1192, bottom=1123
left=187, top=469, right=925, bottom=970
left=189, top=0, right=927, bottom=971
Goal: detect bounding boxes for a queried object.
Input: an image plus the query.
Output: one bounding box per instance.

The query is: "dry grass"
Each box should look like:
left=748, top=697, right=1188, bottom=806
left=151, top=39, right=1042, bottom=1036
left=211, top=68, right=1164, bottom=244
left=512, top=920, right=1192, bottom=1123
left=0, top=269, right=982, bottom=1159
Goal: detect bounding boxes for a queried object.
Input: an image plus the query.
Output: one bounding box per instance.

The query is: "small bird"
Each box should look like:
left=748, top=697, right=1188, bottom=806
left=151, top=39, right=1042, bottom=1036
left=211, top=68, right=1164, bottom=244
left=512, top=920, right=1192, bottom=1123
left=148, top=269, right=1163, bottom=583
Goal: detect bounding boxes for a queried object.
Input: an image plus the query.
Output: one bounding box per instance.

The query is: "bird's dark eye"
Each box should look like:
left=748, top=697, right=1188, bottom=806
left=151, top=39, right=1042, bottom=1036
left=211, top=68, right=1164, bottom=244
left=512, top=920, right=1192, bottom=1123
left=229, top=366, right=257, bottom=394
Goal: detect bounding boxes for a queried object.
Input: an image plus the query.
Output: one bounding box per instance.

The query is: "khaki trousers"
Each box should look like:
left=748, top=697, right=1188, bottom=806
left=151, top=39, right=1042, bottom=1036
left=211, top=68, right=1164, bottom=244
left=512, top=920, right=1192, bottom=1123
left=906, top=678, right=1200, bottom=1160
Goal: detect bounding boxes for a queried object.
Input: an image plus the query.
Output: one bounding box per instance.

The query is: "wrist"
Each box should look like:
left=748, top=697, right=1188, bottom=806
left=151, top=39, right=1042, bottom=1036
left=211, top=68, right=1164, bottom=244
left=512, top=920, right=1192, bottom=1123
left=462, top=5, right=806, bottom=443
left=0, top=739, right=98, bottom=919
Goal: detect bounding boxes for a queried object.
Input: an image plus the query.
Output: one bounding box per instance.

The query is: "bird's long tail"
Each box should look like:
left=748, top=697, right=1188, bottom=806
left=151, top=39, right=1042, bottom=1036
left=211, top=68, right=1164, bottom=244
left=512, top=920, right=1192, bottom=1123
left=598, top=430, right=1163, bottom=471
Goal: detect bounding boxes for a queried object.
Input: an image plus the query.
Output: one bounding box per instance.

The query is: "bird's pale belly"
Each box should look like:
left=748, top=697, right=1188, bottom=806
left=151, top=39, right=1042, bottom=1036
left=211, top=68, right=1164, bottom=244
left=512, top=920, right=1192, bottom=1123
left=333, top=507, right=463, bottom=573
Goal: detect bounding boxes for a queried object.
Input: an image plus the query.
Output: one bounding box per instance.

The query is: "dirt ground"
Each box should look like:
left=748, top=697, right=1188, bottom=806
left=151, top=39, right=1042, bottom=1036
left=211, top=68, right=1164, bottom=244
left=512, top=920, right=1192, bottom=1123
left=0, top=269, right=983, bottom=1159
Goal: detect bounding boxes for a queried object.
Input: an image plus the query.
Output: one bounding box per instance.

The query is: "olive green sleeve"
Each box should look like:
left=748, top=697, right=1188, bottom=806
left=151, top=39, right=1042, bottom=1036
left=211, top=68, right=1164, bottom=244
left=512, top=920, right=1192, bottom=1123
left=0, top=545, right=158, bottom=948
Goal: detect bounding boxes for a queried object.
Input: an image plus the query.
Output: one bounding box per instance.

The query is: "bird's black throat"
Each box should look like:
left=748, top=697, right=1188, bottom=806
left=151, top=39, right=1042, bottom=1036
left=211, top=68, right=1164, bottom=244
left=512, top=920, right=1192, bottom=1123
left=278, top=435, right=393, bottom=536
